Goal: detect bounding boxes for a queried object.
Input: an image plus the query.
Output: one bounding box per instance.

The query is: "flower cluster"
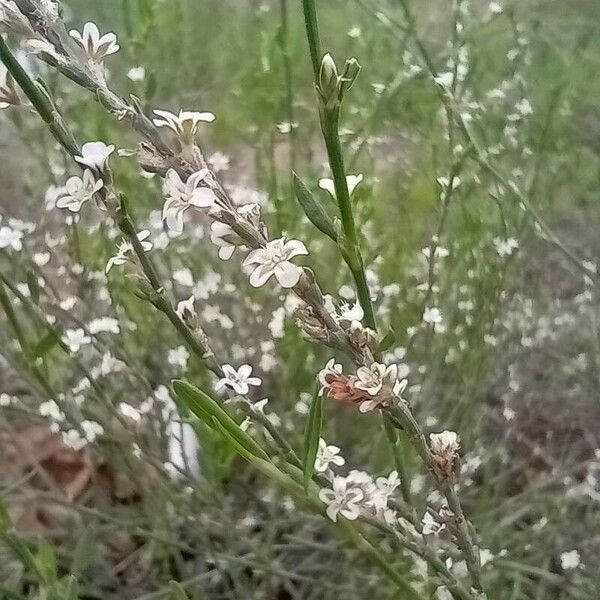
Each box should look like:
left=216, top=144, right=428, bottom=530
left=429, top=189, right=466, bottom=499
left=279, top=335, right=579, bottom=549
left=316, top=438, right=400, bottom=523
left=318, top=358, right=408, bottom=413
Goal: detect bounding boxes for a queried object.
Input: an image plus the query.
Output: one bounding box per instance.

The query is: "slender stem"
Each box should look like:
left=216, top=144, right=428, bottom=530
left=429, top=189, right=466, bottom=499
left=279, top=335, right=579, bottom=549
left=301, top=0, right=321, bottom=79
left=301, top=0, right=377, bottom=330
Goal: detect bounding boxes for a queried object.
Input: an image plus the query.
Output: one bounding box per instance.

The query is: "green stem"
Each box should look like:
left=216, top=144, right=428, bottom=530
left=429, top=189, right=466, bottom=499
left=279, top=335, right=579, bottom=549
left=0, top=36, right=79, bottom=155
left=302, top=1, right=377, bottom=331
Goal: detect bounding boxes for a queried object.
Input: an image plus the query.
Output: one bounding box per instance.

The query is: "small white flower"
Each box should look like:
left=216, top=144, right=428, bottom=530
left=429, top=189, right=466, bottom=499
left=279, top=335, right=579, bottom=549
left=81, top=419, right=104, bottom=442
left=62, top=328, right=91, bottom=353
left=317, top=358, right=343, bottom=396
left=210, top=221, right=237, bottom=260
left=162, top=168, right=217, bottom=233
left=422, top=511, right=444, bottom=535
left=167, top=345, right=190, bottom=370
left=215, top=364, right=262, bottom=396
left=105, top=230, right=152, bottom=273
left=493, top=237, right=519, bottom=257
left=119, top=402, right=142, bottom=422
left=75, top=141, right=115, bottom=172
left=208, top=151, right=230, bottom=173
left=423, top=306, right=443, bottom=325
left=354, top=362, right=396, bottom=397
left=314, top=438, right=345, bottom=473
left=56, top=169, right=103, bottom=212
left=429, top=431, right=460, bottom=455
left=127, top=66, right=146, bottom=82
left=88, top=316, right=120, bottom=334
left=319, top=476, right=364, bottom=522
left=243, top=237, right=308, bottom=288
left=69, top=22, right=120, bottom=62
left=489, top=2, right=503, bottom=14
left=176, top=295, right=196, bottom=320
left=560, top=550, right=580, bottom=571
left=318, top=174, right=363, bottom=199
left=0, top=225, right=23, bottom=251
left=39, top=399, right=65, bottom=422
left=153, top=109, right=215, bottom=144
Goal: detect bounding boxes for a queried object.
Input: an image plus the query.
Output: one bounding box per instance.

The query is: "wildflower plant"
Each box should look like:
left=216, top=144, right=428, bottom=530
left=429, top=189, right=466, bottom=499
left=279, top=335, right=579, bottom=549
left=0, top=0, right=597, bottom=599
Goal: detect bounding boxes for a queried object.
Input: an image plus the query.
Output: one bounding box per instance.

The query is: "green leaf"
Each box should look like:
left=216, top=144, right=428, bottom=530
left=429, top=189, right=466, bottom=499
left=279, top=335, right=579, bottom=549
left=293, top=173, right=337, bottom=241
left=378, top=327, right=396, bottom=353
left=34, top=541, right=57, bottom=584
left=31, top=327, right=65, bottom=359
left=172, top=380, right=269, bottom=461
left=302, top=388, right=323, bottom=491
left=26, top=270, right=40, bottom=305
left=168, top=581, right=190, bottom=600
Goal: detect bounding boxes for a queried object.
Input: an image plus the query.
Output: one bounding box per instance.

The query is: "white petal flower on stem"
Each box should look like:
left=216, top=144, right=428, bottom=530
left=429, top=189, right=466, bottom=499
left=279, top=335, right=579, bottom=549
left=317, top=358, right=343, bottom=396
left=127, top=66, right=146, bottom=82
left=56, top=169, right=103, bottom=212
left=560, top=550, right=580, bottom=571
left=354, top=362, right=395, bottom=396
left=153, top=109, right=215, bottom=144
left=168, top=345, right=190, bottom=370
left=162, top=168, right=217, bottom=233
left=314, top=438, right=345, bottom=473
left=318, top=174, right=363, bottom=199
left=75, top=141, right=115, bottom=172
left=210, top=221, right=237, bottom=260
left=105, top=230, right=152, bottom=273
left=62, top=328, right=91, bottom=353
left=423, top=306, right=443, bottom=325
left=176, top=295, right=196, bottom=320
left=243, top=238, right=308, bottom=288
left=69, top=22, right=120, bottom=62
left=319, top=476, right=364, bottom=522
left=422, top=511, right=444, bottom=535
left=215, top=364, right=262, bottom=396
left=0, top=225, right=23, bottom=251
left=429, top=431, right=460, bottom=455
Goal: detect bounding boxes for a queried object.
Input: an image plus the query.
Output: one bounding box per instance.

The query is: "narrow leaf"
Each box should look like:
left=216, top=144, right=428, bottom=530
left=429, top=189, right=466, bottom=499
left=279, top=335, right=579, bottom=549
left=31, top=327, right=65, bottom=359
left=293, top=173, right=337, bottom=241
left=172, top=380, right=269, bottom=461
left=302, top=388, right=323, bottom=491
left=378, top=327, right=396, bottom=353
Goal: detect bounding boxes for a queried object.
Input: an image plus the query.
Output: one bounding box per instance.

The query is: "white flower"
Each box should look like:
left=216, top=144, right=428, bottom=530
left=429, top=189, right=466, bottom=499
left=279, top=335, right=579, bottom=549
left=88, top=316, right=120, bottom=334
left=176, top=295, right=196, bottom=320
left=429, top=431, right=460, bottom=455
left=423, top=306, right=443, bottom=325
left=81, top=419, right=104, bottom=442
left=243, top=238, right=308, bottom=288
left=493, top=237, right=519, bottom=257
left=127, top=66, right=146, bottom=81
left=153, top=109, right=215, bottom=144
left=105, top=230, right=152, bottom=273
left=39, top=399, right=65, bottom=422
left=354, top=362, right=395, bottom=397
left=317, top=358, right=343, bottom=396
left=560, top=550, right=580, bottom=571
left=0, top=63, right=20, bottom=108
left=319, top=476, right=364, bottom=522
left=119, top=402, right=142, bottom=422
left=489, top=2, right=503, bottom=14
left=0, top=225, right=23, bottom=251
left=422, top=511, right=444, bottom=535
left=75, top=141, right=115, bottom=172
left=208, top=151, right=230, bottom=173
left=69, top=22, right=120, bottom=62
left=314, top=438, right=345, bottom=473
left=318, top=174, right=363, bottom=199
left=215, top=364, right=262, bottom=396
left=56, top=169, right=103, bottom=212
left=62, top=328, right=91, bottom=352
left=210, top=221, right=237, bottom=260
left=162, top=168, right=217, bottom=233
left=168, top=345, right=190, bottom=370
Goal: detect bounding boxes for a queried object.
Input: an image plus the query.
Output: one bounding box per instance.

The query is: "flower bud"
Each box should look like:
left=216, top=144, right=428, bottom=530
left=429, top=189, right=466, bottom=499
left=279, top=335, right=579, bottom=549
left=318, top=53, right=340, bottom=109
